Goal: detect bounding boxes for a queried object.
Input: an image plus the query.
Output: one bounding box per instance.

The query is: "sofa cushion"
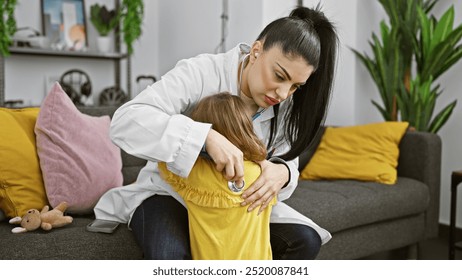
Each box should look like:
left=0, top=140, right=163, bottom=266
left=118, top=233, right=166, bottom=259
left=76, top=106, right=147, bottom=185
left=298, top=127, right=326, bottom=172
left=34, top=83, right=123, bottom=214
left=300, top=122, right=408, bottom=184
left=285, top=177, right=429, bottom=233
left=0, top=107, right=49, bottom=218
left=0, top=216, right=142, bottom=259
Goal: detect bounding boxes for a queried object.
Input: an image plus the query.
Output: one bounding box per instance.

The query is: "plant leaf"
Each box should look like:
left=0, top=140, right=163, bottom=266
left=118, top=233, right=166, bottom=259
left=428, top=100, right=457, bottom=133
left=431, top=6, right=454, bottom=50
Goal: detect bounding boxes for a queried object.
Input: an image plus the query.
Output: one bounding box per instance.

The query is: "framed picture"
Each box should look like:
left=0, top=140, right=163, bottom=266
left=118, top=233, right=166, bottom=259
left=41, top=0, right=87, bottom=50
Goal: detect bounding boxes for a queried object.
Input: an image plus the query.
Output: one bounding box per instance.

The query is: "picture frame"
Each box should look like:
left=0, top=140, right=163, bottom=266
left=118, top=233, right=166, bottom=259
left=41, top=0, right=88, bottom=50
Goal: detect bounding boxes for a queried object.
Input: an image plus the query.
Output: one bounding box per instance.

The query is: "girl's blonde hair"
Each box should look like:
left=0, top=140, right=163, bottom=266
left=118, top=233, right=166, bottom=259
left=191, top=93, right=267, bottom=162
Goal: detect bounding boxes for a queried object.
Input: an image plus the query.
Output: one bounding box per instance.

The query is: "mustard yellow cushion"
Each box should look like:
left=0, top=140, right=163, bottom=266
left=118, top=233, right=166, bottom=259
left=300, top=122, right=409, bottom=185
left=0, top=107, right=48, bottom=218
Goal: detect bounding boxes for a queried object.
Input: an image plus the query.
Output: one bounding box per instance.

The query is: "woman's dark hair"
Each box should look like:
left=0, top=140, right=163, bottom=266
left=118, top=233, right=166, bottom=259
left=257, top=5, right=338, bottom=161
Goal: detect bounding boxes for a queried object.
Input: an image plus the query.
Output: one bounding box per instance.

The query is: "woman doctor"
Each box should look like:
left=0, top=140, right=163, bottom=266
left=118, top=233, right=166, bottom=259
left=94, top=6, right=338, bottom=260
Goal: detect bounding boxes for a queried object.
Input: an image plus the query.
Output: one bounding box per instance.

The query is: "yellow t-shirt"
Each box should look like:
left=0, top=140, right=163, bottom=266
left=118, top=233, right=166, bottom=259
left=158, top=158, right=276, bottom=260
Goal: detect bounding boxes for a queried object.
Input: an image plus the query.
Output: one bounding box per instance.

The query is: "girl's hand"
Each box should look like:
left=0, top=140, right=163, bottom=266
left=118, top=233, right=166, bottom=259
left=241, top=160, right=289, bottom=214
left=205, top=129, right=245, bottom=186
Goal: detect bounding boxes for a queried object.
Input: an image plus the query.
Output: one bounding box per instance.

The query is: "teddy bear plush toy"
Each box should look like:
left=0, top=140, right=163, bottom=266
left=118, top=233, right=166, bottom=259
left=9, top=202, right=73, bottom=233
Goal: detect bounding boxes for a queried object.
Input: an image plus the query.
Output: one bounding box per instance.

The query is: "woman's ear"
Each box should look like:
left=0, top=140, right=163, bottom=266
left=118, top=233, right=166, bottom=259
left=250, top=41, right=263, bottom=62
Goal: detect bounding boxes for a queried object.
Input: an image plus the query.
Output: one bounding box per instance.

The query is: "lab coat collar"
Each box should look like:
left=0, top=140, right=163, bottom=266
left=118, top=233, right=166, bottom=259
left=239, top=43, right=251, bottom=54
left=229, top=43, right=251, bottom=96
left=257, top=106, right=275, bottom=122
left=252, top=106, right=274, bottom=139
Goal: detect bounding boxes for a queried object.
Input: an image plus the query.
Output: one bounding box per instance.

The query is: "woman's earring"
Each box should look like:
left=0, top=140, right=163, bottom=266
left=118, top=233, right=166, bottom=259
left=254, top=53, right=259, bottom=58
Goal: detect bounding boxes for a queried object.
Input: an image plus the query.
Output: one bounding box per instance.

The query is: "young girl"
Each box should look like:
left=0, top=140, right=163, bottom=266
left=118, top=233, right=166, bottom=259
left=94, top=6, right=336, bottom=259
left=158, top=92, right=276, bottom=259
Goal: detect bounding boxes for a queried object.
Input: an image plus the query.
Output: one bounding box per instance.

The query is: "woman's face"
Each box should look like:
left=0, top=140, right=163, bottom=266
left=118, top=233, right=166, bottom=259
left=243, top=43, right=314, bottom=108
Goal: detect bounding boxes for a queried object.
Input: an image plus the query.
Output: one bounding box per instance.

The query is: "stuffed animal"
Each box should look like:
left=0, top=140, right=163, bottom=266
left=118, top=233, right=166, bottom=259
left=9, top=202, right=73, bottom=233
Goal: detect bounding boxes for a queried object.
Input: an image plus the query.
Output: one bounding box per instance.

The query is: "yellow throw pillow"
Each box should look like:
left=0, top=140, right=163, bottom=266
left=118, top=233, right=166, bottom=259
left=300, top=122, right=409, bottom=185
left=0, top=107, right=48, bottom=218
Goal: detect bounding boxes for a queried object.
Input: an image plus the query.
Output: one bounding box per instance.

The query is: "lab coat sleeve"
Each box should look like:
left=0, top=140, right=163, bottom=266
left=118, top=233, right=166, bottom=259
left=110, top=57, right=215, bottom=177
left=269, top=145, right=299, bottom=202
left=263, top=99, right=299, bottom=201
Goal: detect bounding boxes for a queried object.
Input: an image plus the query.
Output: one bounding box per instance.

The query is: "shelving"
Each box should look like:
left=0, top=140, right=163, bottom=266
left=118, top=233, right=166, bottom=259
left=8, top=47, right=128, bottom=60
left=0, top=46, right=130, bottom=107
left=0, top=1, right=133, bottom=107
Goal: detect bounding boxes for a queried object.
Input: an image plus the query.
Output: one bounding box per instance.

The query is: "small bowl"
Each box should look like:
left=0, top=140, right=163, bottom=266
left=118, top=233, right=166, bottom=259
left=29, top=36, right=51, bottom=49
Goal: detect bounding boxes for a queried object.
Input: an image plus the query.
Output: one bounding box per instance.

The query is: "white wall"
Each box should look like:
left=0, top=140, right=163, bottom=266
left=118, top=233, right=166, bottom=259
left=354, top=0, right=387, bottom=124
left=157, top=0, right=221, bottom=75
left=5, top=0, right=462, bottom=228
left=227, top=0, right=264, bottom=50
left=262, top=0, right=296, bottom=25
left=304, top=0, right=358, bottom=126
left=129, top=0, right=159, bottom=95
left=156, top=0, right=293, bottom=76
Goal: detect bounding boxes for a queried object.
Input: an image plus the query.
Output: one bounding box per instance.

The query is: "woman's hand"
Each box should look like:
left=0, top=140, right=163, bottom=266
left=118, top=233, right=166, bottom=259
left=205, top=129, right=245, bottom=186
left=241, top=160, right=289, bottom=214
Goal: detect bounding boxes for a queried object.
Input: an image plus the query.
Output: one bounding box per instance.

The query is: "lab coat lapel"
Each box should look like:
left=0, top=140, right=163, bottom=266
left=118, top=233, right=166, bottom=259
left=253, top=106, right=274, bottom=139
left=229, top=47, right=240, bottom=95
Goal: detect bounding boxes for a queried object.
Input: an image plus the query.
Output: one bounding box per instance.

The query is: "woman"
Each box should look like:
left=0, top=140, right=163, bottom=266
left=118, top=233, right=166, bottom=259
left=94, top=5, right=337, bottom=260
left=158, top=93, right=275, bottom=260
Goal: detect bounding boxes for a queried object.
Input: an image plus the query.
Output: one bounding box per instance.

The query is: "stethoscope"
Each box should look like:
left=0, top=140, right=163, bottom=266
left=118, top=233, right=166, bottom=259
left=228, top=180, right=245, bottom=193
left=227, top=46, right=271, bottom=193
left=227, top=108, right=268, bottom=193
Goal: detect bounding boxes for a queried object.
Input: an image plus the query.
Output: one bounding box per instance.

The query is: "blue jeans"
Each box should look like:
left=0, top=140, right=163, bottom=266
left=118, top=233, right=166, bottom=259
left=130, top=195, right=321, bottom=260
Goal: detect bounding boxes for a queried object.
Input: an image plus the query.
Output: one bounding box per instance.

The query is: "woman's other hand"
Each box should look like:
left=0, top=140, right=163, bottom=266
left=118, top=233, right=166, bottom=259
left=241, top=160, right=289, bottom=214
left=205, top=129, right=245, bottom=186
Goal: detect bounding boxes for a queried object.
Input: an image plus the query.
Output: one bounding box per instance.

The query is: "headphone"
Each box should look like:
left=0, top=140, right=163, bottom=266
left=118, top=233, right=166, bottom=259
left=59, top=69, right=92, bottom=105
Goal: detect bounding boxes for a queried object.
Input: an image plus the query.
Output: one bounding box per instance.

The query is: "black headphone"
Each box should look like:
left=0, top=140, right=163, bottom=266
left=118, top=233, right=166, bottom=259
left=59, top=69, right=92, bottom=105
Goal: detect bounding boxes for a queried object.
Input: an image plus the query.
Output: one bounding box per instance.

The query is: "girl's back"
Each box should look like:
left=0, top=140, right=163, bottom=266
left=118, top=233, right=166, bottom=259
left=159, top=159, right=275, bottom=259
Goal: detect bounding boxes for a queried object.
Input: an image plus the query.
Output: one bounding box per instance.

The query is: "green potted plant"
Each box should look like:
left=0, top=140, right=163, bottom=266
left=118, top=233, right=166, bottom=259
left=89, top=1, right=143, bottom=55
left=90, top=4, right=118, bottom=52
left=1, top=0, right=18, bottom=107
left=0, top=0, right=17, bottom=57
left=352, top=0, right=462, bottom=133
left=351, top=23, right=403, bottom=121
left=119, top=0, right=144, bottom=55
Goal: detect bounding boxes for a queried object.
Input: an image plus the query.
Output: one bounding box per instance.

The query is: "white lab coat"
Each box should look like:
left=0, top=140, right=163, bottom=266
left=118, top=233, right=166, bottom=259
left=94, top=43, right=331, bottom=244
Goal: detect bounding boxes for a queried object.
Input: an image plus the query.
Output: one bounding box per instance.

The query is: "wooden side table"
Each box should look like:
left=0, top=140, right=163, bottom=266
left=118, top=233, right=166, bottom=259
left=449, top=170, right=462, bottom=260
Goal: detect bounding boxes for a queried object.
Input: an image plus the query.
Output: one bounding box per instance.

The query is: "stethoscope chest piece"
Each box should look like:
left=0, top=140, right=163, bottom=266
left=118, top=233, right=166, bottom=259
left=228, top=180, right=245, bottom=193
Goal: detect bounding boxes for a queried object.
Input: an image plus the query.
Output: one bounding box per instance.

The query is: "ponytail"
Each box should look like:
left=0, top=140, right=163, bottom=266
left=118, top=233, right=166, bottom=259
left=260, top=6, right=338, bottom=161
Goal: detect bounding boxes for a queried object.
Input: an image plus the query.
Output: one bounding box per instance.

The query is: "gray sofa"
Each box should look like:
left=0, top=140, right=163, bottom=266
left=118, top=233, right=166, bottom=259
left=0, top=106, right=441, bottom=260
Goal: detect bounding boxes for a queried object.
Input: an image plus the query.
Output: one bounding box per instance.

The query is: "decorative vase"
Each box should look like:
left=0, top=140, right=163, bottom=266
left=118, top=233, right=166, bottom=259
left=96, top=36, right=111, bottom=53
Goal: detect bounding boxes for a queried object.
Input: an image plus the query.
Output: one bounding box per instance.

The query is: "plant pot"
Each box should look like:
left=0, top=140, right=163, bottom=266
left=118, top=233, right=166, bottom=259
left=96, top=36, right=111, bottom=53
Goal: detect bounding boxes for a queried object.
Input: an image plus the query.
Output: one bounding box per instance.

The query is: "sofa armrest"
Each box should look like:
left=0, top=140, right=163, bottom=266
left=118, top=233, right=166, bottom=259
left=121, top=150, right=147, bottom=185
left=397, top=131, right=442, bottom=238
left=77, top=105, right=118, bottom=117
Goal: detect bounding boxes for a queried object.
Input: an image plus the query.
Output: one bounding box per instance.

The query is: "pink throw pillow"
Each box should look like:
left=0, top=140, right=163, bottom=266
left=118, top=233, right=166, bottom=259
left=35, top=82, right=123, bottom=214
